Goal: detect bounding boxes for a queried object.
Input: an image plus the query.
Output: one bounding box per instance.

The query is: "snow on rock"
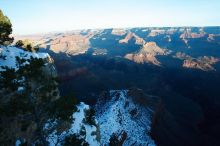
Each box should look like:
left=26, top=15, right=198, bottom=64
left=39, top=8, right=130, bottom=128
left=0, top=45, right=49, bottom=71
left=17, top=86, right=25, bottom=92
left=96, top=90, right=156, bottom=146
left=15, top=139, right=21, bottom=146
left=46, top=102, right=100, bottom=146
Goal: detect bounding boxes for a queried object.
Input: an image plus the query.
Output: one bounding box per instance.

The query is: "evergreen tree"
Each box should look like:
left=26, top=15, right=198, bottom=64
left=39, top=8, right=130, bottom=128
left=0, top=10, right=13, bottom=46
left=83, top=108, right=96, bottom=125
left=64, top=134, right=89, bottom=146
left=109, top=133, right=120, bottom=146
left=15, top=39, right=39, bottom=52
left=0, top=57, right=59, bottom=145
left=15, top=40, right=24, bottom=48
left=109, top=131, right=127, bottom=146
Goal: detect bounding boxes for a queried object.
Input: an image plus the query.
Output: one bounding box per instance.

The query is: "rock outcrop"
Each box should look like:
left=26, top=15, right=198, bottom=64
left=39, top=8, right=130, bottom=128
left=0, top=46, right=60, bottom=145
left=183, top=57, right=219, bottom=71
left=49, top=34, right=90, bottom=55
left=119, top=32, right=145, bottom=45
left=174, top=52, right=219, bottom=71
left=125, top=42, right=170, bottom=66
left=95, top=88, right=159, bottom=146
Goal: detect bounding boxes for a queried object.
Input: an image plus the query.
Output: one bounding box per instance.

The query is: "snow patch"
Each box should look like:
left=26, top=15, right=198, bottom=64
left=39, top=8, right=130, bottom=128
left=96, top=90, right=156, bottom=146
left=15, top=139, right=21, bottom=146
left=17, top=86, right=25, bottom=92
left=0, top=46, right=49, bottom=71
left=46, top=102, right=99, bottom=146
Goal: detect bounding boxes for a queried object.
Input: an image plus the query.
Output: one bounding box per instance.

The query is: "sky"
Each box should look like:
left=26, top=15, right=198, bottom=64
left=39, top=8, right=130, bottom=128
left=0, top=0, right=220, bottom=35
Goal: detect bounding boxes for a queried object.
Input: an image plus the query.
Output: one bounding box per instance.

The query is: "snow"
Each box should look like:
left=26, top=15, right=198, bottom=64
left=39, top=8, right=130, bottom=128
left=15, top=139, right=21, bottom=146
left=17, top=86, right=25, bottom=92
left=96, top=90, right=156, bottom=146
left=46, top=102, right=100, bottom=146
left=0, top=45, right=49, bottom=72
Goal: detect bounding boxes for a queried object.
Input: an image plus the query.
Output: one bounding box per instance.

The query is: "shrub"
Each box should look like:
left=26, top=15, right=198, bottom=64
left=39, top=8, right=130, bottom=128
left=15, top=40, right=39, bottom=52
left=50, top=95, right=78, bottom=121
left=0, top=67, right=18, bottom=91
left=63, top=134, right=89, bottom=146
left=15, top=40, right=24, bottom=48
left=109, top=131, right=127, bottom=146
left=83, top=108, right=96, bottom=126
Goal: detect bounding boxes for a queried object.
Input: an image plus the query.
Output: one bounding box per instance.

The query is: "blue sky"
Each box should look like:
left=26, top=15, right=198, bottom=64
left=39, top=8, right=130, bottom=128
left=0, top=0, right=220, bottom=35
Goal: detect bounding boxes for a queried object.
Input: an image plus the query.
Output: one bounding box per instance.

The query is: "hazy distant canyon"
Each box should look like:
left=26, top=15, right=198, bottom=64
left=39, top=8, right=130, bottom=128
left=14, top=27, right=220, bottom=146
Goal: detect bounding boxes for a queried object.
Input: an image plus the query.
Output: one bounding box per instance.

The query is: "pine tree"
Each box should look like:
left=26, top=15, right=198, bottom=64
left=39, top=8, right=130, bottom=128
left=0, top=10, right=14, bottom=46
left=15, top=40, right=24, bottom=48
left=0, top=57, right=59, bottom=145
left=109, top=131, right=127, bottom=146
left=64, top=134, right=89, bottom=146
left=15, top=40, right=40, bottom=52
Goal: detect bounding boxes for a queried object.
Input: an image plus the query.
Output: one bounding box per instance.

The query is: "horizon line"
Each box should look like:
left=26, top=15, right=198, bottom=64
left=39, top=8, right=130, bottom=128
left=13, top=25, right=220, bottom=36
